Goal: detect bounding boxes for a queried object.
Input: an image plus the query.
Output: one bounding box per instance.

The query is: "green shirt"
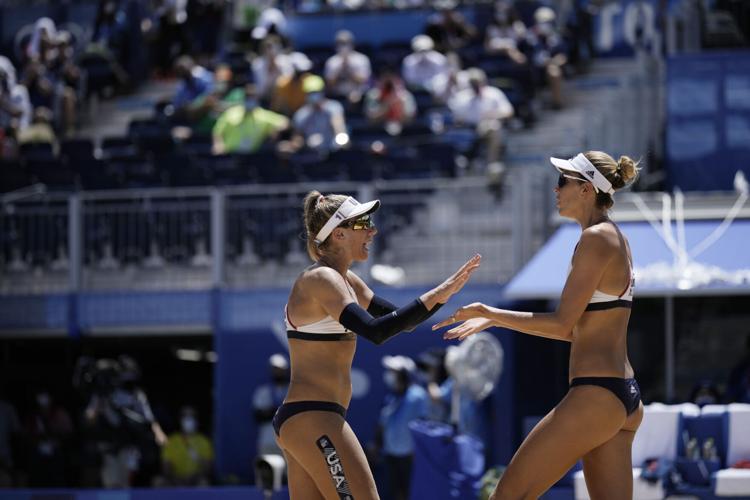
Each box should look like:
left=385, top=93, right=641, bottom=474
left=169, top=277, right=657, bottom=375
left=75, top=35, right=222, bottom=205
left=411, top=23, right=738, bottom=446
left=213, top=105, right=288, bottom=153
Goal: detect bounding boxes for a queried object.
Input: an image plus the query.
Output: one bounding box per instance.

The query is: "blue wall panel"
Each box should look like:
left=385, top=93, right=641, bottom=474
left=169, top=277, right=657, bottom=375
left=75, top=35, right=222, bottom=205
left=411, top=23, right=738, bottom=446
left=77, top=291, right=212, bottom=331
left=666, top=51, right=750, bottom=191
left=0, top=294, right=68, bottom=330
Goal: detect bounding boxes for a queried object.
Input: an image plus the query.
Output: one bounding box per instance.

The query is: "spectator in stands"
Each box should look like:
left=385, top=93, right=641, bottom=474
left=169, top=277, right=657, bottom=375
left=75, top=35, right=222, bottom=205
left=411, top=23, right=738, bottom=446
left=0, top=387, right=20, bottom=487
left=25, top=18, right=58, bottom=67
left=373, top=356, right=428, bottom=500
left=727, top=335, right=750, bottom=403
left=252, top=37, right=294, bottom=100
left=24, top=390, right=73, bottom=487
left=270, top=57, right=316, bottom=117
left=431, top=53, right=470, bottom=104
left=288, top=78, right=348, bottom=153
left=252, top=354, right=290, bottom=456
left=0, top=58, right=32, bottom=147
left=150, top=0, right=191, bottom=75
left=172, top=56, right=216, bottom=125
left=485, top=2, right=529, bottom=66
left=448, top=68, right=513, bottom=165
left=21, top=61, right=55, bottom=113
left=161, top=406, right=214, bottom=486
left=364, top=70, right=416, bottom=131
left=324, top=30, right=372, bottom=104
left=402, top=35, right=450, bottom=93
left=18, top=107, right=56, bottom=148
left=48, top=31, right=81, bottom=136
left=424, top=4, right=478, bottom=52
left=88, top=0, right=131, bottom=89
left=212, top=84, right=289, bottom=154
left=251, top=7, right=291, bottom=50
left=526, top=6, right=568, bottom=109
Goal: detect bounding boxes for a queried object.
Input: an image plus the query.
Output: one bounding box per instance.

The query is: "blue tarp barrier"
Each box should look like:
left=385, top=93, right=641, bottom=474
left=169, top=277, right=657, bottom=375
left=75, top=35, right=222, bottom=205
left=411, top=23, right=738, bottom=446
left=408, top=420, right=485, bottom=500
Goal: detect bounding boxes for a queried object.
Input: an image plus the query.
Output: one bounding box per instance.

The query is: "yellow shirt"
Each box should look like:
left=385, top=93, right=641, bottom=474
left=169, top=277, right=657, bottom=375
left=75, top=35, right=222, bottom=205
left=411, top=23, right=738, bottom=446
left=161, top=432, right=214, bottom=479
left=213, top=105, right=288, bottom=153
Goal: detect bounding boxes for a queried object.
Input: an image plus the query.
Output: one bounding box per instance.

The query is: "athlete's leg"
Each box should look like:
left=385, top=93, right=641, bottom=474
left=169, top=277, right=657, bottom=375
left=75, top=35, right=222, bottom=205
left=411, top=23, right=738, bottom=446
left=284, top=449, right=326, bottom=500
left=490, top=385, right=627, bottom=500
left=278, top=410, right=379, bottom=500
left=582, top=403, right=644, bottom=500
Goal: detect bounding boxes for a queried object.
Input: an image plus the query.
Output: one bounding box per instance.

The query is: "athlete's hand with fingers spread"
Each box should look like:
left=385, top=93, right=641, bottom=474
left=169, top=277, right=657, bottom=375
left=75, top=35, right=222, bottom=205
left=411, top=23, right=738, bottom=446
left=432, top=302, right=494, bottom=340
left=428, top=254, right=482, bottom=306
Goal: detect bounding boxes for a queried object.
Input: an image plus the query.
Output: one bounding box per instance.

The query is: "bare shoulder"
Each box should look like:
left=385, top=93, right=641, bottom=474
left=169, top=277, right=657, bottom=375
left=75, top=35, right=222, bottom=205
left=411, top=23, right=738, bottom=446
left=346, top=269, right=367, bottom=289
left=299, top=265, right=342, bottom=290
left=574, top=223, right=620, bottom=266
left=580, top=223, right=620, bottom=251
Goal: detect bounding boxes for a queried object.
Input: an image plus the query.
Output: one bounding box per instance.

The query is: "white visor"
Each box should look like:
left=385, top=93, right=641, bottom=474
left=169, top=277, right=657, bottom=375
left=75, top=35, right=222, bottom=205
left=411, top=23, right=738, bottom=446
left=550, top=153, right=614, bottom=195
left=314, top=196, right=380, bottom=245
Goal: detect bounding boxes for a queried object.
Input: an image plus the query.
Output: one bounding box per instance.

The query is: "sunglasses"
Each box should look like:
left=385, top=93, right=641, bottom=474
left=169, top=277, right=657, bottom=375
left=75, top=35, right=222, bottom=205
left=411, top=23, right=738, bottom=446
left=557, top=173, right=586, bottom=189
left=342, top=215, right=375, bottom=231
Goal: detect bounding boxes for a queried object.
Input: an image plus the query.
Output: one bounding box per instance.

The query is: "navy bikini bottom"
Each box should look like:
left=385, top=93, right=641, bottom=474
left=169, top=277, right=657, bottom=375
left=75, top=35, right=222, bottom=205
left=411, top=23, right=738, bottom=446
left=272, top=400, right=347, bottom=437
left=570, top=377, right=641, bottom=415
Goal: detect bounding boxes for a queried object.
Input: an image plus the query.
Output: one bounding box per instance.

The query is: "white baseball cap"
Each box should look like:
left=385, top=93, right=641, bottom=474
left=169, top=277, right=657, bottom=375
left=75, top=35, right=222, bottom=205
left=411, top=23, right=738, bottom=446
left=550, top=153, right=614, bottom=194
left=315, top=196, right=380, bottom=244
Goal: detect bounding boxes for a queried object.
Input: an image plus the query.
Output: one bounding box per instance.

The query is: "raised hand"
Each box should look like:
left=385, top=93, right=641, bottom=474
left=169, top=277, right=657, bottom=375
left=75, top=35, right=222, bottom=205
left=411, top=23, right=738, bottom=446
left=430, top=254, right=482, bottom=305
left=432, top=303, right=493, bottom=340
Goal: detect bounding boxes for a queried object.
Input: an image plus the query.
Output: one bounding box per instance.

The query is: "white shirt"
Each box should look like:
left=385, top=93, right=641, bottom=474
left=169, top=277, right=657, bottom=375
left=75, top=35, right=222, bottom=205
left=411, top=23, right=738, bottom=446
left=252, top=54, right=293, bottom=98
left=449, top=85, right=514, bottom=126
left=401, top=50, right=449, bottom=91
left=324, top=50, right=371, bottom=95
left=430, top=69, right=470, bottom=103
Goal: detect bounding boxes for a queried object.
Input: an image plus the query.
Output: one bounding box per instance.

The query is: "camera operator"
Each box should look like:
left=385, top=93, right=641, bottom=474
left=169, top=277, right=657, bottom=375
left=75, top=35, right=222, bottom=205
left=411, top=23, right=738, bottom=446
left=77, top=356, right=166, bottom=488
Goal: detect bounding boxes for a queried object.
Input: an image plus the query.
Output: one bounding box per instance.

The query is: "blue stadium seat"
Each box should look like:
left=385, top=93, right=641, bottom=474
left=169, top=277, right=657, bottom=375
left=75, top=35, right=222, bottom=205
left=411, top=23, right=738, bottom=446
left=26, top=159, right=76, bottom=191
left=0, top=160, right=30, bottom=193
left=60, top=138, right=95, bottom=163
left=19, top=142, right=55, bottom=162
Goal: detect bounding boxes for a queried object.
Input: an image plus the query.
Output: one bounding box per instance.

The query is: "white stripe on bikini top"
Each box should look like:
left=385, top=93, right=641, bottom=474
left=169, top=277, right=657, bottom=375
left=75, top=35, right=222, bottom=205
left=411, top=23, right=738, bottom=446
left=567, top=264, right=635, bottom=303
left=284, top=305, right=350, bottom=334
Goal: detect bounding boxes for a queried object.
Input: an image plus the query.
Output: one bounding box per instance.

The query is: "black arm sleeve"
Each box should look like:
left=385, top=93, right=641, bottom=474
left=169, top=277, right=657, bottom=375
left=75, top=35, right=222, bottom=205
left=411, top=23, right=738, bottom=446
left=339, top=299, right=444, bottom=345
left=367, top=294, right=398, bottom=317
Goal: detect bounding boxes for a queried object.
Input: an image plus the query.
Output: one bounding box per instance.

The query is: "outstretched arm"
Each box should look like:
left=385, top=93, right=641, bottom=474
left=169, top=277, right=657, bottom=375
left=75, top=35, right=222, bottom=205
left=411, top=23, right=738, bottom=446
left=435, top=229, right=614, bottom=341
left=311, top=255, right=481, bottom=344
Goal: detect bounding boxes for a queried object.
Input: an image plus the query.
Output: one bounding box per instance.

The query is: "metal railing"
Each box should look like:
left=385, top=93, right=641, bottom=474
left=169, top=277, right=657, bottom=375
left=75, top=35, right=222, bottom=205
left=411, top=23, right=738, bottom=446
left=0, top=170, right=551, bottom=294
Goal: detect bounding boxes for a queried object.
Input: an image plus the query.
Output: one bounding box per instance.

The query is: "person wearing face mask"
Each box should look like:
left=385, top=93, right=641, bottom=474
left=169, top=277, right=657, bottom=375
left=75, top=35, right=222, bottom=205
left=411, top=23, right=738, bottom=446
left=448, top=68, right=513, bottom=168
left=171, top=55, right=216, bottom=124
left=401, top=35, right=450, bottom=93
left=212, top=84, right=289, bottom=154
left=526, top=6, right=568, bottom=109
left=364, top=70, right=416, bottom=130
left=161, top=406, right=214, bottom=486
left=371, top=356, right=428, bottom=500
left=24, top=390, right=73, bottom=487
left=288, top=77, right=348, bottom=153
left=270, top=57, right=316, bottom=117
left=324, top=30, right=372, bottom=104
left=252, top=354, right=291, bottom=456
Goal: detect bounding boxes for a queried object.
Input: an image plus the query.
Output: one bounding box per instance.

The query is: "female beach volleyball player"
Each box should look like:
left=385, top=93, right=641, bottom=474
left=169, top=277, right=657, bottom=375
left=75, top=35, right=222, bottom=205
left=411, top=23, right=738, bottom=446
left=274, top=190, right=481, bottom=499
left=435, top=151, right=641, bottom=499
